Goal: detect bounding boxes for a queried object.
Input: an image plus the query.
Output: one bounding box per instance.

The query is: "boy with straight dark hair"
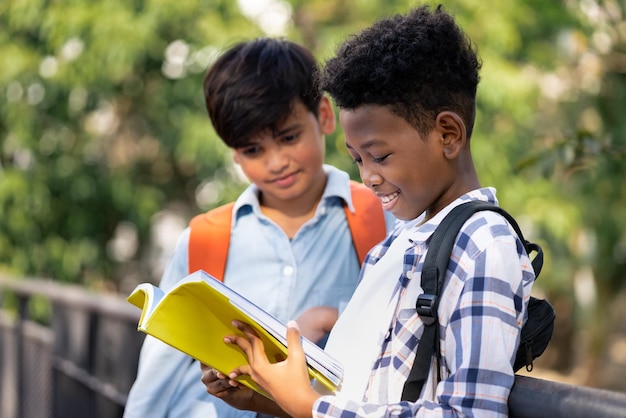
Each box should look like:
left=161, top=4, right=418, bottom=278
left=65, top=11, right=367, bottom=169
left=201, top=5, right=536, bottom=417
left=124, top=38, right=392, bottom=418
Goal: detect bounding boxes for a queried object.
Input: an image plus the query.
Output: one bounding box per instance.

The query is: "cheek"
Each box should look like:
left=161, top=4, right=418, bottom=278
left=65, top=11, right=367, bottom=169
left=401, top=165, right=440, bottom=203
left=235, top=159, right=263, bottom=182
left=388, top=159, right=424, bottom=193
left=295, top=141, right=324, bottom=167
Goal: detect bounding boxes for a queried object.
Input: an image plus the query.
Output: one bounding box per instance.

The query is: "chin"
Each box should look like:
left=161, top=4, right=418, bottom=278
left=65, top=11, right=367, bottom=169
left=392, top=207, right=422, bottom=222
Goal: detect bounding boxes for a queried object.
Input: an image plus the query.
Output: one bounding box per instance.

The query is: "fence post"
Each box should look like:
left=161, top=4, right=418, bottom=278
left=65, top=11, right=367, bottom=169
left=0, top=276, right=142, bottom=418
left=15, top=294, right=28, bottom=418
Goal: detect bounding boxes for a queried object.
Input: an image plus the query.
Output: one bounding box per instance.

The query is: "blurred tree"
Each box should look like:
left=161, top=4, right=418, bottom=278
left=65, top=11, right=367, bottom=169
left=511, top=0, right=626, bottom=386
left=1, top=0, right=625, bottom=388
left=0, top=0, right=261, bottom=286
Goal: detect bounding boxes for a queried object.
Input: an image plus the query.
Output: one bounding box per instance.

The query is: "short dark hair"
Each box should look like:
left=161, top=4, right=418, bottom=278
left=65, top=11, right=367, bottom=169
left=203, top=38, right=322, bottom=148
left=322, top=5, right=481, bottom=138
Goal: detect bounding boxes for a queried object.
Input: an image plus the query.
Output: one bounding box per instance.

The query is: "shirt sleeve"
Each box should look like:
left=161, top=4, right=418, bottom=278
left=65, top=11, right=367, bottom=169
left=312, top=226, right=529, bottom=418
left=123, top=229, right=192, bottom=418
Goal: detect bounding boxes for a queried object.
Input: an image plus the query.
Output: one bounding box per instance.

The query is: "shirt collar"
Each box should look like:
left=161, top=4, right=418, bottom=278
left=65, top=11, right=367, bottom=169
left=403, top=187, right=499, bottom=245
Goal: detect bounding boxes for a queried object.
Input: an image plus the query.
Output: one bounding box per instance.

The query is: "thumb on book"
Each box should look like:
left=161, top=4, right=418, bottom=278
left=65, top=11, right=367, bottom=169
left=287, top=320, right=301, bottom=332
left=286, top=320, right=305, bottom=352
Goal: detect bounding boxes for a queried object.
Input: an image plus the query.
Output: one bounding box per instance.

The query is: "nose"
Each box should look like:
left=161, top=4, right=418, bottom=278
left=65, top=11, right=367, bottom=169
left=359, top=163, right=383, bottom=189
left=266, top=147, right=289, bottom=173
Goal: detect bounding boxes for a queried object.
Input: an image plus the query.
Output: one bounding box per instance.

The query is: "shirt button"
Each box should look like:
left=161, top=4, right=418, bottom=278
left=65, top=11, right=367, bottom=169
left=283, top=265, right=294, bottom=276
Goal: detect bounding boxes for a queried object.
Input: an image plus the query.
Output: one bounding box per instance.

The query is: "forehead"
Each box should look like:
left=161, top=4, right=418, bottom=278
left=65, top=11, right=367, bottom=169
left=340, top=105, right=422, bottom=147
left=242, top=100, right=313, bottom=145
left=340, top=105, right=397, bottom=131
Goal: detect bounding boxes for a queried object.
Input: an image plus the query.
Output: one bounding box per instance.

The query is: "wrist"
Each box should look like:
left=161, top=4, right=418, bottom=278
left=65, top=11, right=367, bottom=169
left=283, top=386, right=320, bottom=418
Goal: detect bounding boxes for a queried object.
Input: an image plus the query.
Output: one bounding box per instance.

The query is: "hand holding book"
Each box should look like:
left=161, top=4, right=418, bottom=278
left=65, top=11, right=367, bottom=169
left=127, top=270, right=343, bottom=397
left=200, top=364, right=289, bottom=416
left=220, top=318, right=327, bottom=418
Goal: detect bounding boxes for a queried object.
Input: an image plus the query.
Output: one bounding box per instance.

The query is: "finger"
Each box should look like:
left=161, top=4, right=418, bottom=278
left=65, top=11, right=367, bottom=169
left=285, top=320, right=306, bottom=363
left=232, top=321, right=271, bottom=364
left=232, top=320, right=261, bottom=340
left=228, top=378, right=244, bottom=388
left=224, top=334, right=253, bottom=357
left=229, top=364, right=251, bottom=379
left=230, top=364, right=251, bottom=375
left=223, top=365, right=249, bottom=388
left=210, top=378, right=240, bottom=395
left=203, top=367, right=241, bottom=395
left=285, top=320, right=311, bottom=382
left=201, top=365, right=219, bottom=385
left=224, top=333, right=272, bottom=379
left=200, top=364, right=218, bottom=380
left=213, top=385, right=241, bottom=400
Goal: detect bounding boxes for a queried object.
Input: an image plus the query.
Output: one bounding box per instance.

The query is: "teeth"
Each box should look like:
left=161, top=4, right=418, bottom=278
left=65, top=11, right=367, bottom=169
left=381, top=191, right=399, bottom=204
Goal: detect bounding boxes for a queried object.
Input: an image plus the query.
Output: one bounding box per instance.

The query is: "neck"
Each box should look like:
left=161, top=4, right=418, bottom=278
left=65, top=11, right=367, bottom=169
left=261, top=170, right=327, bottom=217
left=424, top=159, right=481, bottom=223
left=259, top=171, right=327, bottom=238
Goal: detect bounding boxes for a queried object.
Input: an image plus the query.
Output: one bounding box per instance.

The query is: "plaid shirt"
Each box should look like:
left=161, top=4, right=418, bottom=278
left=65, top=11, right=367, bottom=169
left=313, top=188, right=535, bottom=417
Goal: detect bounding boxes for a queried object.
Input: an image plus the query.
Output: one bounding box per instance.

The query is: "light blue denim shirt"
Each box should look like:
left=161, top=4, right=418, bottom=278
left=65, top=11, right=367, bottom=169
left=124, top=165, right=395, bottom=418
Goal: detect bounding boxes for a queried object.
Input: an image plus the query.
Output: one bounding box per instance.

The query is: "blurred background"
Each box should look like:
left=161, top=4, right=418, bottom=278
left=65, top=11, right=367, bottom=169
left=1, top=0, right=626, bottom=407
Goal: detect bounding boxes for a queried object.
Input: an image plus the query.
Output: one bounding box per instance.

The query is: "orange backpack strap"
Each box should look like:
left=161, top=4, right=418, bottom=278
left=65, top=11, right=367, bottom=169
left=187, top=182, right=385, bottom=280
left=188, top=202, right=235, bottom=282
left=345, top=181, right=386, bottom=264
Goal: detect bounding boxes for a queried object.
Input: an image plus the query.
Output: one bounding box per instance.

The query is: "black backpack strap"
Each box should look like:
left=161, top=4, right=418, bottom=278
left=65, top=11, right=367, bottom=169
left=401, top=201, right=542, bottom=402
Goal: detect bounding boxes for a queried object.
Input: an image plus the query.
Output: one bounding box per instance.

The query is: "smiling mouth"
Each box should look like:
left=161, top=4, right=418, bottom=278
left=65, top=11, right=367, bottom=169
left=273, top=172, right=296, bottom=182
left=271, top=171, right=299, bottom=187
left=380, top=191, right=399, bottom=204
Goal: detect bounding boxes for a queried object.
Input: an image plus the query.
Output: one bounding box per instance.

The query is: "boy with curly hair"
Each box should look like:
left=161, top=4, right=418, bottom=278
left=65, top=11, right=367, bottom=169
left=202, top=5, right=536, bottom=417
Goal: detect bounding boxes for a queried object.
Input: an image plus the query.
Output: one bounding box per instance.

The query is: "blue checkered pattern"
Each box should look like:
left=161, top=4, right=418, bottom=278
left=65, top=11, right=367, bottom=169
left=313, top=188, right=535, bottom=417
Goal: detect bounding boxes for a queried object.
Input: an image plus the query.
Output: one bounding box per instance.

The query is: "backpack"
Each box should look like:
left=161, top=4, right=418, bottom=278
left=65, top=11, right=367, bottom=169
left=401, top=200, right=556, bottom=402
left=187, top=180, right=387, bottom=281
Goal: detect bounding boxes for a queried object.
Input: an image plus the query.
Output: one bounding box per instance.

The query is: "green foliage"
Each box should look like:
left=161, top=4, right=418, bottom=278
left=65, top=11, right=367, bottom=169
left=0, top=0, right=260, bottom=284
left=1, top=0, right=626, bottom=382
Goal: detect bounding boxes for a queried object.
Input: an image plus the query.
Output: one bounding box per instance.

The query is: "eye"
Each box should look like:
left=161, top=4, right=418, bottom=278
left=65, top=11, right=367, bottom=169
left=372, top=154, right=390, bottom=163
left=281, top=132, right=300, bottom=143
left=348, top=152, right=362, bottom=165
left=240, top=145, right=261, bottom=156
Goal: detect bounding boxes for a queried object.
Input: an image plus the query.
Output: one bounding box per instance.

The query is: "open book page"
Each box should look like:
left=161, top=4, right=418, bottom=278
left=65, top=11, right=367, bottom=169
left=128, top=283, right=164, bottom=328
left=127, top=270, right=343, bottom=396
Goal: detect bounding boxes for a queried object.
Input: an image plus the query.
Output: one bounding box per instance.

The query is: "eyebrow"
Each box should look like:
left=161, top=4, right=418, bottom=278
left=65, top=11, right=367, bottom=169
left=272, top=122, right=302, bottom=138
left=238, top=121, right=301, bottom=147
left=345, top=138, right=386, bottom=151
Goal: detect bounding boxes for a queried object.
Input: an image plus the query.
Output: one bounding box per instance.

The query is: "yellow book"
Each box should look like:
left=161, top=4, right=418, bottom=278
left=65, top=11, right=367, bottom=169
left=127, top=270, right=342, bottom=397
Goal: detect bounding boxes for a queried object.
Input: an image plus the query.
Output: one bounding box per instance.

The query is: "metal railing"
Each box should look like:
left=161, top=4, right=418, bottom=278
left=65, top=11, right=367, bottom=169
left=0, top=274, right=144, bottom=418
left=510, top=374, right=626, bottom=417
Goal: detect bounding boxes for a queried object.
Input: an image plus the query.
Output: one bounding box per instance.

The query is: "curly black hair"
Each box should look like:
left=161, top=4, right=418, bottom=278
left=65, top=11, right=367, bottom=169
left=204, top=38, right=322, bottom=148
left=322, top=5, right=481, bottom=138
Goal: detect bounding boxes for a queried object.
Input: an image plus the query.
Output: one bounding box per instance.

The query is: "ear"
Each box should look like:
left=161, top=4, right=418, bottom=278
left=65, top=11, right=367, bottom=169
left=232, top=149, right=241, bottom=165
left=317, top=96, right=336, bottom=135
left=434, top=111, right=467, bottom=160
